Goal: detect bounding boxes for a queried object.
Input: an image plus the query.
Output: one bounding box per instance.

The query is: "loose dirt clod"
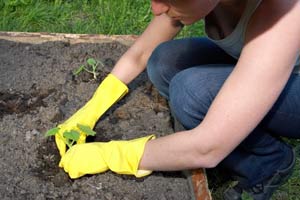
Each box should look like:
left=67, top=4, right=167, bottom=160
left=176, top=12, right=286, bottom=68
left=0, top=89, right=55, bottom=118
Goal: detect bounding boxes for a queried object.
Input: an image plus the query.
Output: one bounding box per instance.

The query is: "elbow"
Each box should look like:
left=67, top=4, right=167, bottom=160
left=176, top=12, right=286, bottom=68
left=195, top=151, right=222, bottom=169
left=204, top=151, right=223, bottom=168
left=192, top=140, right=225, bottom=169
left=189, top=128, right=226, bottom=169
left=196, top=152, right=224, bottom=169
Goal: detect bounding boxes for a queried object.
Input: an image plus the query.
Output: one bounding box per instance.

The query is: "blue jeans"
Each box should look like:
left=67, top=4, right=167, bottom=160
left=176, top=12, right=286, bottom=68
left=147, top=37, right=300, bottom=188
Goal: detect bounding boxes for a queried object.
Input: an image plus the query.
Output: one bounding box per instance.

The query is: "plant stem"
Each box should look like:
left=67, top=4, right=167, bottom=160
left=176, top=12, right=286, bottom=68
left=83, top=67, right=94, bottom=74
left=83, top=66, right=98, bottom=79
left=57, top=133, right=73, bottom=149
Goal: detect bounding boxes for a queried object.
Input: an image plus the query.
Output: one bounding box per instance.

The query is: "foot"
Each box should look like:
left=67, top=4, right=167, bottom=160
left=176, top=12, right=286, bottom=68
left=223, top=149, right=296, bottom=200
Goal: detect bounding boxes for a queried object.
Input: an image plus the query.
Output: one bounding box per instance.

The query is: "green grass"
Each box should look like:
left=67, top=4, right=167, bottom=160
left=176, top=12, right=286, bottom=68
left=272, top=144, right=300, bottom=200
left=0, top=0, right=204, bottom=37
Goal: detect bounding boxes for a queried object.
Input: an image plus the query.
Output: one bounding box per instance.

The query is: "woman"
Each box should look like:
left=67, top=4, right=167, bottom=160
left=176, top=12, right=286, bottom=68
left=57, top=1, right=300, bottom=199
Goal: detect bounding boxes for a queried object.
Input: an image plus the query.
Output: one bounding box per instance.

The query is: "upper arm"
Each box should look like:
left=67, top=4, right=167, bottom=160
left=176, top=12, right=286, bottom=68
left=111, top=14, right=182, bottom=83
left=130, top=14, right=183, bottom=60
left=244, top=0, right=300, bottom=76
left=194, top=0, right=300, bottom=165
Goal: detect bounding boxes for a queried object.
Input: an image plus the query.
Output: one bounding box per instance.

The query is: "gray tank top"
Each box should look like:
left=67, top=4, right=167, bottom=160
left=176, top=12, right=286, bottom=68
left=206, top=0, right=300, bottom=74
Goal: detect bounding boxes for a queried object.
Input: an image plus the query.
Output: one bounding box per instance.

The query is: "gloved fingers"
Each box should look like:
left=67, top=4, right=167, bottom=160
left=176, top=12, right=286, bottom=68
left=59, top=144, right=78, bottom=176
left=55, top=133, right=66, bottom=157
left=68, top=163, right=109, bottom=179
left=59, top=145, right=73, bottom=169
left=55, top=123, right=88, bottom=156
left=59, top=143, right=109, bottom=179
left=76, top=131, right=87, bottom=144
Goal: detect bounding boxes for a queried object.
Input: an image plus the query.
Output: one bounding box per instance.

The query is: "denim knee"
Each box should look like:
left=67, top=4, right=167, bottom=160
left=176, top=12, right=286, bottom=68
left=147, top=42, right=174, bottom=98
left=169, top=68, right=212, bottom=129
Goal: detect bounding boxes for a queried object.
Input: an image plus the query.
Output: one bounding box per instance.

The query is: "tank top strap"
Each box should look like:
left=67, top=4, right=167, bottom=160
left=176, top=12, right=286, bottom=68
left=206, top=0, right=262, bottom=58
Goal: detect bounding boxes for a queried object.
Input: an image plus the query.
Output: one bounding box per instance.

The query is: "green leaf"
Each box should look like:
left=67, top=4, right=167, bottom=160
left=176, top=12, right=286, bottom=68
left=63, top=130, right=80, bottom=141
left=73, top=65, right=85, bottom=75
left=77, top=124, right=96, bottom=136
left=87, top=58, right=97, bottom=66
left=45, top=127, right=60, bottom=137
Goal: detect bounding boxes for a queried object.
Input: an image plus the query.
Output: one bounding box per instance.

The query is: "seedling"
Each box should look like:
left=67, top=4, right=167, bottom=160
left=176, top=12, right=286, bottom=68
left=73, top=58, right=104, bottom=80
left=45, top=124, right=96, bottom=148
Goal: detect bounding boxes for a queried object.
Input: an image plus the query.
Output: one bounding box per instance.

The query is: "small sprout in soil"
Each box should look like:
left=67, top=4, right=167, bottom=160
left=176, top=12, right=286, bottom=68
left=73, top=58, right=104, bottom=80
left=45, top=124, right=96, bottom=148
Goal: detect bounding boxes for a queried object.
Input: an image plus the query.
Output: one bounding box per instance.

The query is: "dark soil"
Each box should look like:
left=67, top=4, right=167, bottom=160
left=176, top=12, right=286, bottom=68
left=0, top=39, right=192, bottom=200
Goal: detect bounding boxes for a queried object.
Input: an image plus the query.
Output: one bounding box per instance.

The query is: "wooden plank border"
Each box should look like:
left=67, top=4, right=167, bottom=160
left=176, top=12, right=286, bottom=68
left=0, top=31, right=137, bottom=46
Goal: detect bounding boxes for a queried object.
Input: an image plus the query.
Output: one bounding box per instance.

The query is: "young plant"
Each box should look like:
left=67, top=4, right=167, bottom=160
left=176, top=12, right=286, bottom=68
left=45, top=124, right=96, bottom=148
left=73, top=58, right=104, bottom=80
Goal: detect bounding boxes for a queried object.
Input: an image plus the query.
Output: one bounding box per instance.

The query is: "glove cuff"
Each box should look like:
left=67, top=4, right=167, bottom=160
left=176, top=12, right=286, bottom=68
left=131, top=135, right=156, bottom=178
left=84, top=73, right=129, bottom=125
left=107, top=135, right=156, bottom=178
left=93, top=73, right=128, bottom=101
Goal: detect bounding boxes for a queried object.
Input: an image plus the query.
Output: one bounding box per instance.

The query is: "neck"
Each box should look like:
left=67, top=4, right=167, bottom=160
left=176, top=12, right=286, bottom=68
left=205, top=0, right=247, bottom=39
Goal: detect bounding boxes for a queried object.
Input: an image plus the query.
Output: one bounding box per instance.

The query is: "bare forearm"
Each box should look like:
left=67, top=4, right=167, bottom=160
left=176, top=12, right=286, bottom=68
left=111, top=14, right=182, bottom=84
left=139, top=129, right=216, bottom=171
left=111, top=50, right=147, bottom=85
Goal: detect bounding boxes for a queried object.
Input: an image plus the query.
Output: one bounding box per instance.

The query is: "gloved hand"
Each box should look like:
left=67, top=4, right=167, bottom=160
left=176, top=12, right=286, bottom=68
left=59, top=135, right=155, bottom=179
left=55, top=74, right=128, bottom=156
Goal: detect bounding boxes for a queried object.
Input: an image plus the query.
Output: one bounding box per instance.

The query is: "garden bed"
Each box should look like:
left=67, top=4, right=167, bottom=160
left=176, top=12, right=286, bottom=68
left=0, top=32, right=211, bottom=200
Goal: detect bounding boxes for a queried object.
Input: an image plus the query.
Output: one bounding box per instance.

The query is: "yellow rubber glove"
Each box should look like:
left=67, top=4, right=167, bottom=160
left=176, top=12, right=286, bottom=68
left=55, top=74, right=128, bottom=156
left=59, top=135, right=155, bottom=179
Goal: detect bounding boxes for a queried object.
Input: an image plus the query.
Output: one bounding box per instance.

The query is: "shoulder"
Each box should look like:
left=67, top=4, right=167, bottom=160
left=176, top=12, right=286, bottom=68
left=239, top=0, right=300, bottom=78
left=251, top=0, right=299, bottom=18
left=246, top=0, right=300, bottom=43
